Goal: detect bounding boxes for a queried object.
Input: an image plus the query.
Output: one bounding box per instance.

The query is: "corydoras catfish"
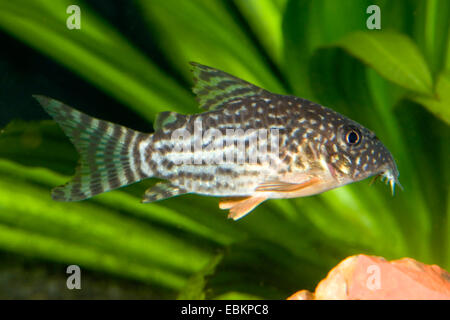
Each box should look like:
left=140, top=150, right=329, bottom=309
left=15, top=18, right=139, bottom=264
left=34, top=62, right=401, bottom=220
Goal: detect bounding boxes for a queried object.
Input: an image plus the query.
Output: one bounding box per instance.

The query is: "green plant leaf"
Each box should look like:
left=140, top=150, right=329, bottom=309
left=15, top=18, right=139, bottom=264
left=337, top=31, right=433, bottom=95
left=409, top=70, right=450, bottom=124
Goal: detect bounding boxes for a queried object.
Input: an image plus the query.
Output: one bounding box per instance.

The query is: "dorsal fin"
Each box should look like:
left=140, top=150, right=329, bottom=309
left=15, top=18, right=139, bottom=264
left=190, top=62, right=267, bottom=111
left=154, top=111, right=185, bottom=131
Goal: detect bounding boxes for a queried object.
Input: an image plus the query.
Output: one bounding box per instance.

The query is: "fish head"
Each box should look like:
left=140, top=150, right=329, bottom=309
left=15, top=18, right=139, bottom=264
left=320, top=113, right=401, bottom=194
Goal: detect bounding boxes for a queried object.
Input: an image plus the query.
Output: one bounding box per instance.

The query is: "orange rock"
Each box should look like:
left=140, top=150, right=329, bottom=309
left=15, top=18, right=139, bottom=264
left=287, top=255, right=450, bottom=300
left=286, top=290, right=314, bottom=300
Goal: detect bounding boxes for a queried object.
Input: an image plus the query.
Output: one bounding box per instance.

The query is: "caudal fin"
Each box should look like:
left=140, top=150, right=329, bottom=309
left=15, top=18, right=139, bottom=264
left=34, top=95, right=149, bottom=201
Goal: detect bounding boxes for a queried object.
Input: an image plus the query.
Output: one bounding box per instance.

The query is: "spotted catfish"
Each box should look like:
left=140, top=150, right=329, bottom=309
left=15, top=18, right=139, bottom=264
left=34, top=62, right=401, bottom=220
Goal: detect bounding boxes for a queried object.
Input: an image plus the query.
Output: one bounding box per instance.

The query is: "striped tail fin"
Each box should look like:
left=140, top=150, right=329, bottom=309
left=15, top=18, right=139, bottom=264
left=34, top=95, right=150, bottom=201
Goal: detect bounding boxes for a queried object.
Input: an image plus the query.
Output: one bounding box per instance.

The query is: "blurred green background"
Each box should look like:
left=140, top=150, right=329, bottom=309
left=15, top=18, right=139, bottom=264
left=0, top=0, right=448, bottom=299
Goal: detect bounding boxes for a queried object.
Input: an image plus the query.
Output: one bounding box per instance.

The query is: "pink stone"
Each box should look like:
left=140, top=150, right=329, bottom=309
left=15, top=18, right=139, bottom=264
left=287, top=255, right=450, bottom=300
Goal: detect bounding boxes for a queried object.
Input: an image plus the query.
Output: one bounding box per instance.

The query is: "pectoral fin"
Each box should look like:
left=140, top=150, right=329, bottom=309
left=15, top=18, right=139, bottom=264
left=219, top=197, right=251, bottom=210
left=219, top=196, right=267, bottom=220
left=255, top=177, right=320, bottom=192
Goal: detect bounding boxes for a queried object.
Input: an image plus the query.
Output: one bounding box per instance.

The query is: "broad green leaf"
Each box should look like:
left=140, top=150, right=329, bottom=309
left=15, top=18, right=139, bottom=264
left=282, top=0, right=418, bottom=97
left=337, top=31, right=433, bottom=95
left=410, top=70, right=450, bottom=124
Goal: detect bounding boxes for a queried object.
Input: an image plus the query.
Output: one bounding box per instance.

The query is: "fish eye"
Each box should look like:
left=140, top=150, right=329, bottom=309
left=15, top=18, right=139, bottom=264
left=345, top=129, right=361, bottom=145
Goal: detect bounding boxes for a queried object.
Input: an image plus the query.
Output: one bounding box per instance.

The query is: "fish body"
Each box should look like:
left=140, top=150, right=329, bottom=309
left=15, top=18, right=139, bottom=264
left=34, top=62, right=401, bottom=220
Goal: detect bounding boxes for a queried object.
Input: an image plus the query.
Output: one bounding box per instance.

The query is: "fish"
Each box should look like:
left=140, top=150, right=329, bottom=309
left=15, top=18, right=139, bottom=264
left=34, top=62, right=401, bottom=220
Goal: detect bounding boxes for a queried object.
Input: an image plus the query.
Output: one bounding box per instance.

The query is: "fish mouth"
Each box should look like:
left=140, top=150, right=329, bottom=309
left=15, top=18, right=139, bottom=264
left=371, top=169, right=403, bottom=195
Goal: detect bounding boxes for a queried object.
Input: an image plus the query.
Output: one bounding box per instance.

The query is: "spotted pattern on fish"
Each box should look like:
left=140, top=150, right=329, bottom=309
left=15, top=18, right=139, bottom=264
left=35, top=62, right=401, bottom=219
